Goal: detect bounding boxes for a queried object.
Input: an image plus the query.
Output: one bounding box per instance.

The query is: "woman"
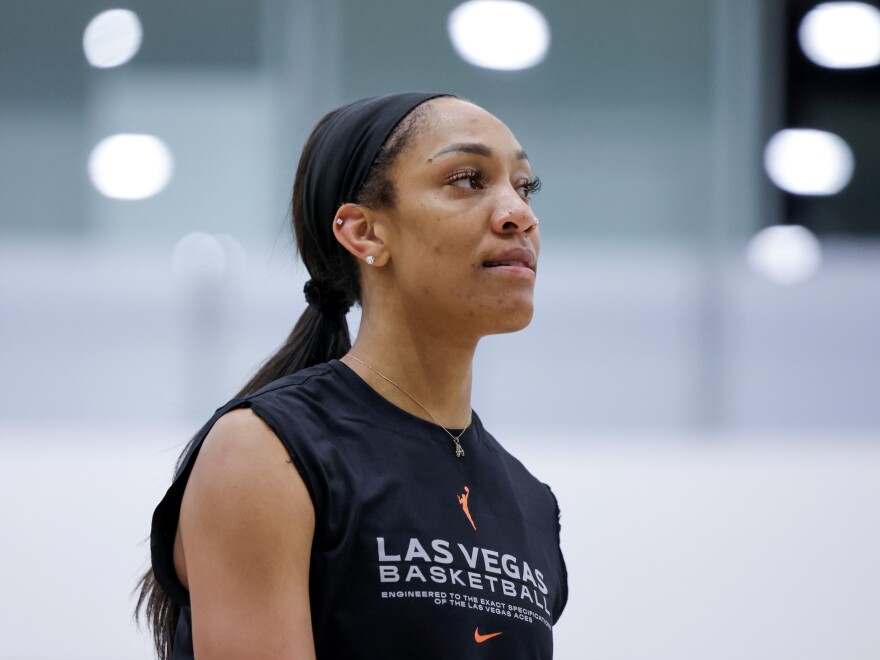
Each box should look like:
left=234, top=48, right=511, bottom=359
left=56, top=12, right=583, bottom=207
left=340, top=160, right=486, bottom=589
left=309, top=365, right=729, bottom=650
left=138, top=92, right=568, bottom=659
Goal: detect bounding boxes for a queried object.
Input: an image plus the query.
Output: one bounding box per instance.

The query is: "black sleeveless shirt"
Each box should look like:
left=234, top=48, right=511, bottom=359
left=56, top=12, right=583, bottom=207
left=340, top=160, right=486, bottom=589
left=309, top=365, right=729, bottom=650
left=151, top=360, right=568, bottom=659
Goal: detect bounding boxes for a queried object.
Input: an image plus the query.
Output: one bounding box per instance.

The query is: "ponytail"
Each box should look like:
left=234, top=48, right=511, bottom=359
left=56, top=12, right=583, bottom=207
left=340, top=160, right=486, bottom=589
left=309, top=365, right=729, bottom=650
left=236, top=302, right=351, bottom=398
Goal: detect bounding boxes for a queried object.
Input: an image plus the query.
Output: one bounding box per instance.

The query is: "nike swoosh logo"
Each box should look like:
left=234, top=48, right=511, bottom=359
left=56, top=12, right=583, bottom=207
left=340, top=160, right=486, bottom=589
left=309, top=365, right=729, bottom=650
left=474, top=627, right=503, bottom=643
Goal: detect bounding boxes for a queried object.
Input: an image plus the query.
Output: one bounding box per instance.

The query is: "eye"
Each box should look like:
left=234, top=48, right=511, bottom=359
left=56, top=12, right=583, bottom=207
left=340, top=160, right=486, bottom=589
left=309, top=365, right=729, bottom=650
left=517, top=176, right=542, bottom=199
left=446, top=168, right=484, bottom=190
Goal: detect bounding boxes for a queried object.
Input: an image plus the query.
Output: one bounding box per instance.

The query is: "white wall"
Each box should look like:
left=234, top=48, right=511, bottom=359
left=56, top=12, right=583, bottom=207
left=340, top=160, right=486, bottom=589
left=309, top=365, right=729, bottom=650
left=3, top=240, right=879, bottom=430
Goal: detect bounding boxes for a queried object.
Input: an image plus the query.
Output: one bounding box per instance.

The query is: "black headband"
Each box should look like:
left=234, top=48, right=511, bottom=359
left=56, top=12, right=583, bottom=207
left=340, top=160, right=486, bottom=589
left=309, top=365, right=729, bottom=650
left=302, top=92, right=448, bottom=250
left=302, top=92, right=448, bottom=315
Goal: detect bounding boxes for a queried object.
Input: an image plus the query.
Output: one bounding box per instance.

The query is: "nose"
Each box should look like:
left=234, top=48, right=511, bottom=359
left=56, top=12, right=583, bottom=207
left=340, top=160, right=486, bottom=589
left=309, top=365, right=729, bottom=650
left=489, top=203, right=539, bottom=235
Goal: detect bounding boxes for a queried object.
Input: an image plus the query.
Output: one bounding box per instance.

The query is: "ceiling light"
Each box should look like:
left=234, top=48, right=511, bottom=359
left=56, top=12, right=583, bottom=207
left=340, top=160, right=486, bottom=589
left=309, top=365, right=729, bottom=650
left=799, top=2, right=880, bottom=69
left=448, top=1, right=550, bottom=70
left=763, top=129, right=854, bottom=195
left=747, top=225, right=823, bottom=285
left=88, top=134, right=173, bottom=200
left=83, top=9, right=143, bottom=69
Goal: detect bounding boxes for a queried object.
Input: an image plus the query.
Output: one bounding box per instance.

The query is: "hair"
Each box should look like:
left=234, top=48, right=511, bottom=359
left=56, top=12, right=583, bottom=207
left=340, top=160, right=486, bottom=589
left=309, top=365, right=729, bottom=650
left=133, top=98, right=439, bottom=659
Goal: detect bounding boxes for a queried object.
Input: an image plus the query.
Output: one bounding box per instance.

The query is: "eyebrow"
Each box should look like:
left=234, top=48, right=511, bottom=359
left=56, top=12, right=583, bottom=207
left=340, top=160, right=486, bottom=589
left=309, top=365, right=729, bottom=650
left=430, top=142, right=529, bottom=162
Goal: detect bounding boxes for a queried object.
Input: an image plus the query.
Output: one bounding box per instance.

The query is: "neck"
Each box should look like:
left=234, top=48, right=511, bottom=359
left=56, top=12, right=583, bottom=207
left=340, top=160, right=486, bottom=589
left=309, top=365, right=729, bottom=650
left=342, top=308, right=477, bottom=429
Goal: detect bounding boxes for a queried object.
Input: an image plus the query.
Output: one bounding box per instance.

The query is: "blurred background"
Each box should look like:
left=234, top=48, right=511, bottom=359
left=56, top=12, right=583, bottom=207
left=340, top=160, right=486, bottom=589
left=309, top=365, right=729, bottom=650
left=1, top=0, right=878, bottom=658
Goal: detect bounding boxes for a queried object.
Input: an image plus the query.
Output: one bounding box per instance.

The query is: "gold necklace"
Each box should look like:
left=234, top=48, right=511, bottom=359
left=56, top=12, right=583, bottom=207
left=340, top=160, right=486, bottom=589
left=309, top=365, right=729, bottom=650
left=344, top=354, right=472, bottom=458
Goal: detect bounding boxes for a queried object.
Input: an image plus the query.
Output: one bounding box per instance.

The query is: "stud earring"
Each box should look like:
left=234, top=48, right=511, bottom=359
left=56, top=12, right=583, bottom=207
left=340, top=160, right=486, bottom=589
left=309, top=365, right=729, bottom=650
left=366, top=255, right=375, bottom=265
left=336, top=218, right=343, bottom=225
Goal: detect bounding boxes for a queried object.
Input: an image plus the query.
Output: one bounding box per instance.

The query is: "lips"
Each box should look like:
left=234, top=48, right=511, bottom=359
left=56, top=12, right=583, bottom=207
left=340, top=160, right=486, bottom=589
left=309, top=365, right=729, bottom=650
left=482, top=246, right=537, bottom=273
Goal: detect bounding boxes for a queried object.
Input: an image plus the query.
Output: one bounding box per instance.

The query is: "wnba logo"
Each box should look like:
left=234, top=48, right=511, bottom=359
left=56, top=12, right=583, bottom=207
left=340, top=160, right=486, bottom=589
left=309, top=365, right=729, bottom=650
left=458, top=486, right=476, bottom=531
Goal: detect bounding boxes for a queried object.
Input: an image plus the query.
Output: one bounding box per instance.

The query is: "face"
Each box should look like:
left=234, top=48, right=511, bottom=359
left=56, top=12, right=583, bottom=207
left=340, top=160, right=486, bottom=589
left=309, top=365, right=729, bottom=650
left=374, top=97, right=541, bottom=341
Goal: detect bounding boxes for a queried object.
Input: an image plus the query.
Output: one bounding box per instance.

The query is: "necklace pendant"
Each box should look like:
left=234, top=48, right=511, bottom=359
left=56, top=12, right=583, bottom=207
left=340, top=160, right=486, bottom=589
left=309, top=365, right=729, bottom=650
left=455, top=442, right=465, bottom=458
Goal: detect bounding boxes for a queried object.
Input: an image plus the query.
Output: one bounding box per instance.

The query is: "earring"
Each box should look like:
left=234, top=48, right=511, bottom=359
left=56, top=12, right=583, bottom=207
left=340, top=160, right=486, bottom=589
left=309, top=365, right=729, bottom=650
left=336, top=218, right=343, bottom=225
left=366, top=255, right=375, bottom=265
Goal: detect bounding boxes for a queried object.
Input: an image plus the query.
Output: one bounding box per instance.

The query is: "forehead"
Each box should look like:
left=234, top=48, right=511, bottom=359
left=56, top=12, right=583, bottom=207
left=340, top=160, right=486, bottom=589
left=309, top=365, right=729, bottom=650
left=412, top=97, right=524, bottom=160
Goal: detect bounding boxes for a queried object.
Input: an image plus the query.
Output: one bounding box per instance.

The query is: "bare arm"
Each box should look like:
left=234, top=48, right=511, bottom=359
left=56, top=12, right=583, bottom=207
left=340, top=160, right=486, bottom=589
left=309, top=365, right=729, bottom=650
left=176, top=407, right=317, bottom=659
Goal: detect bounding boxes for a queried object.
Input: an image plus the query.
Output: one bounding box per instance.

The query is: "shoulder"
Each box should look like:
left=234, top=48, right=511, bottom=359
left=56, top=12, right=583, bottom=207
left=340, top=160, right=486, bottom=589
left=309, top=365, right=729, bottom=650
left=244, top=360, right=340, bottom=405
left=182, top=407, right=315, bottom=529
left=235, top=361, right=351, bottom=436
left=479, top=423, right=559, bottom=511
left=179, top=361, right=355, bottom=532
left=195, top=407, right=288, bottom=474
left=480, top=424, right=544, bottom=483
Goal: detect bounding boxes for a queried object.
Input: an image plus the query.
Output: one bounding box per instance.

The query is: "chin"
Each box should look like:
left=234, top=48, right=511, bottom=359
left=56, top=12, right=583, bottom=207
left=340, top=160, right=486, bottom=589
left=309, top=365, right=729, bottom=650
left=483, top=300, right=535, bottom=336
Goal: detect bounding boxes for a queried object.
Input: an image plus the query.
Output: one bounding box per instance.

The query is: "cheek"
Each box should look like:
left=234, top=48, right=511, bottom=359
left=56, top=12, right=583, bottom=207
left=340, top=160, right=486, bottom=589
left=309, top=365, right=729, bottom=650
left=398, top=199, right=484, bottom=286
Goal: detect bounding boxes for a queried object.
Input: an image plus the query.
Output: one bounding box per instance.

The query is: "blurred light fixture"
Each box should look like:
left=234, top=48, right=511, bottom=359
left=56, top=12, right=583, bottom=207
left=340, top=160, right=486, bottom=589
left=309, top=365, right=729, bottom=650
left=799, top=2, right=880, bottom=69
left=83, top=9, right=143, bottom=68
left=746, top=224, right=823, bottom=285
left=88, top=134, right=173, bottom=200
left=214, top=234, right=248, bottom=275
left=448, top=0, right=550, bottom=70
left=763, top=128, right=854, bottom=195
left=172, top=232, right=230, bottom=287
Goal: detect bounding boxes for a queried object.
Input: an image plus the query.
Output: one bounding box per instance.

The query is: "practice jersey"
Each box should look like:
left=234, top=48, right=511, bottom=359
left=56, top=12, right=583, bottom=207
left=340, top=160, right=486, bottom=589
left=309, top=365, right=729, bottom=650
left=151, top=359, right=568, bottom=659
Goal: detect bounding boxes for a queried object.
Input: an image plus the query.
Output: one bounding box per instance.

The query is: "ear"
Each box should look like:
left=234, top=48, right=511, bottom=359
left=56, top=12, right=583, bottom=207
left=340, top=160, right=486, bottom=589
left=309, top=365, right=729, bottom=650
left=332, top=203, right=390, bottom=266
